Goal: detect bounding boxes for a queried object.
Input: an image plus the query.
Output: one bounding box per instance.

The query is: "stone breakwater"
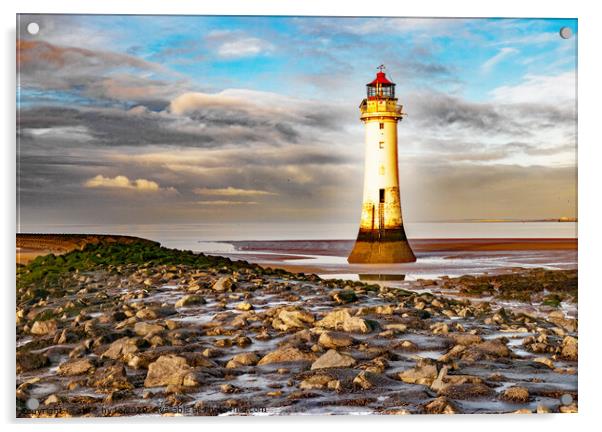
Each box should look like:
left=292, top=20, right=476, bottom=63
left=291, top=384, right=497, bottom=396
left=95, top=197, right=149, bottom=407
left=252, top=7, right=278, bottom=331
left=16, top=242, right=577, bottom=417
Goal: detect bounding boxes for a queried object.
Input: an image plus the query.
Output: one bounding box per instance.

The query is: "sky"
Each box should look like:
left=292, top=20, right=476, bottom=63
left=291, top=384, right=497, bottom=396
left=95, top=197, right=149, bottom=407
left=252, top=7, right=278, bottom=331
left=16, top=15, right=578, bottom=236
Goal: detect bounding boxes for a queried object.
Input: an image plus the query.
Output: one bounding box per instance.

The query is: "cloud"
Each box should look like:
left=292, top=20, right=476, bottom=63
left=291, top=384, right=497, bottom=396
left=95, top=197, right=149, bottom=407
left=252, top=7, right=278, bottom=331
left=405, top=78, right=575, bottom=141
left=193, top=187, right=277, bottom=197
left=17, top=39, right=188, bottom=106
left=490, top=71, right=576, bottom=105
left=205, top=30, right=274, bottom=58
left=84, top=174, right=166, bottom=192
left=218, top=37, right=273, bottom=58
left=196, top=200, right=258, bottom=206
left=482, top=47, right=519, bottom=71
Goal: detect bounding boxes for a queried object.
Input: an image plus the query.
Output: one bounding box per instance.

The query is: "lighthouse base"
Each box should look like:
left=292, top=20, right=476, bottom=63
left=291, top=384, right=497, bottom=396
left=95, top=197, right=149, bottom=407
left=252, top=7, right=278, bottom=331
left=347, top=228, right=416, bottom=264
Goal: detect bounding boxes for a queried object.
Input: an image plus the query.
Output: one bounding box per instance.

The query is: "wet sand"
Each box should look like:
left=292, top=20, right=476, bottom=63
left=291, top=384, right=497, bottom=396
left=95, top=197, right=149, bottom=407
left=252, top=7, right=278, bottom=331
left=201, top=239, right=578, bottom=280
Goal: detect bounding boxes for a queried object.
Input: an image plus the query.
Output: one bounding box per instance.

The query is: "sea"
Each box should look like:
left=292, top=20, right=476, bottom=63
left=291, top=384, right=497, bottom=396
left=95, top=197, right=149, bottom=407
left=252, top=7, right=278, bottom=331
left=20, top=222, right=578, bottom=282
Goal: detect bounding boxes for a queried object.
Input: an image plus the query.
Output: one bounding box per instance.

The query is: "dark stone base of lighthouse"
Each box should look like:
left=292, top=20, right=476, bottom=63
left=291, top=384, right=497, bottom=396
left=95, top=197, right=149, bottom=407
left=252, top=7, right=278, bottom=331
left=347, top=228, right=416, bottom=264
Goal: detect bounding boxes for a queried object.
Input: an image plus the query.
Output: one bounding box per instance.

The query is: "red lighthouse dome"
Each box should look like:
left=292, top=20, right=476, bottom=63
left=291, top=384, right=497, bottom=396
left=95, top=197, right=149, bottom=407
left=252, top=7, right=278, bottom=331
left=366, top=67, right=396, bottom=99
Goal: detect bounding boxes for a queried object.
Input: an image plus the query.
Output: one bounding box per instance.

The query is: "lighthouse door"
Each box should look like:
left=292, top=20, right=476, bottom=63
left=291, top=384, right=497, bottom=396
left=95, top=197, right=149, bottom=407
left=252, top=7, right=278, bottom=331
left=378, top=189, right=386, bottom=237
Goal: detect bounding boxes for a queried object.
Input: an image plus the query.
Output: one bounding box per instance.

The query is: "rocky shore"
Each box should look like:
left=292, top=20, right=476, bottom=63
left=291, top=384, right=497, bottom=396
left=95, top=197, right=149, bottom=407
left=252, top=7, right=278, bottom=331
left=16, top=240, right=578, bottom=417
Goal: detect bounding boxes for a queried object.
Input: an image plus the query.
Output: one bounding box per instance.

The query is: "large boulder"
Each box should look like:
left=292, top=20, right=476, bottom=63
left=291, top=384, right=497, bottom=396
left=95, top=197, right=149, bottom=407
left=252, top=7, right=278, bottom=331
left=448, top=333, right=483, bottom=346
left=461, top=339, right=511, bottom=361
left=30, top=320, right=57, bottom=336
left=438, top=383, right=494, bottom=400
left=91, top=364, right=133, bottom=391
left=318, top=331, right=354, bottom=349
left=316, top=309, right=352, bottom=329
left=424, top=396, right=459, bottom=414
left=175, top=295, right=206, bottom=308
left=343, top=317, right=372, bottom=333
left=316, top=309, right=372, bottom=334
left=300, top=374, right=338, bottom=390
left=135, top=306, right=176, bottom=320
left=134, top=322, right=164, bottom=337
left=212, top=276, right=234, bottom=292
left=430, top=366, right=484, bottom=393
left=101, top=337, right=142, bottom=360
left=561, top=336, right=578, bottom=361
left=144, top=355, right=198, bottom=387
left=272, top=310, right=315, bottom=331
left=58, top=358, right=95, bottom=376
left=257, top=347, right=314, bottom=366
left=502, top=386, right=530, bottom=403
left=226, top=352, right=260, bottom=368
left=311, top=349, right=356, bottom=370
left=330, top=290, right=358, bottom=304
left=16, top=351, right=49, bottom=373
left=398, top=359, right=439, bottom=386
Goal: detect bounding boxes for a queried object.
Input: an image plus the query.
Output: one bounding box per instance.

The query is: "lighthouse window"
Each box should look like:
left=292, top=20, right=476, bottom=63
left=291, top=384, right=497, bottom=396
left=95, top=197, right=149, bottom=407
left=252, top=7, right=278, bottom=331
left=379, top=141, right=384, bottom=149
left=379, top=123, right=384, bottom=129
left=379, top=189, right=385, bottom=203
left=379, top=165, right=385, bottom=175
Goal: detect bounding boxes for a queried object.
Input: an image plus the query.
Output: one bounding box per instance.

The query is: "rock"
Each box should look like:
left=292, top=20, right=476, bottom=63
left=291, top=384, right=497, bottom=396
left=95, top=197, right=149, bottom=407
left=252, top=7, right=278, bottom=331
left=397, top=340, right=418, bottom=350
left=58, top=358, right=94, bottom=376
left=424, top=396, right=459, bottom=414
left=135, top=308, right=158, bottom=320
left=234, top=336, right=252, bottom=347
left=257, top=347, right=315, bottom=365
left=134, top=306, right=175, bottom=320
left=30, top=320, right=57, bottom=336
left=536, top=404, right=551, bottom=414
left=559, top=403, right=578, bottom=413
left=448, top=333, right=483, bottom=346
left=548, top=314, right=577, bottom=333
left=384, top=323, right=407, bottom=332
left=311, top=349, right=356, bottom=370
left=462, top=339, right=511, bottom=361
left=272, top=310, right=315, bottom=331
left=513, top=408, right=533, bottom=414
left=318, top=331, right=354, bottom=349
left=314, top=307, right=374, bottom=333
left=144, top=355, right=197, bottom=387
left=220, top=383, right=240, bottom=394
left=16, top=351, right=49, bottom=373
left=91, top=364, right=133, bottom=390
left=44, top=394, right=60, bottom=405
left=343, top=317, right=372, bottom=333
left=235, top=302, right=253, bottom=311
left=300, top=374, right=335, bottom=390
left=226, top=352, right=259, bottom=368
left=430, top=322, right=449, bottom=334
left=398, top=359, right=439, bottom=385
left=352, top=371, right=373, bottom=389
left=439, top=383, right=494, bottom=400
left=561, top=336, right=578, bottom=361
left=331, top=290, right=358, bottom=304
left=101, top=337, right=142, bottom=360
left=534, top=357, right=555, bottom=369
left=175, top=295, right=206, bottom=308
left=438, top=345, right=466, bottom=363
left=502, top=386, right=530, bottom=403
left=134, top=322, right=164, bottom=337
left=316, top=309, right=352, bottom=329
left=212, top=276, right=234, bottom=292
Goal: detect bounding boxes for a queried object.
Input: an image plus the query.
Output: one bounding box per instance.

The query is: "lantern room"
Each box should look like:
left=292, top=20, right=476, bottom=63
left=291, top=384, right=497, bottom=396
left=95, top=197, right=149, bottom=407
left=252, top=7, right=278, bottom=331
left=367, top=68, right=395, bottom=99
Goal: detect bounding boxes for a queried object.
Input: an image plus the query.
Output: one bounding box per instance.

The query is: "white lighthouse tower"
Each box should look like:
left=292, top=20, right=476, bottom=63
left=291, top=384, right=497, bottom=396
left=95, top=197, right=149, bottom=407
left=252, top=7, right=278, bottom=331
left=348, top=66, right=416, bottom=264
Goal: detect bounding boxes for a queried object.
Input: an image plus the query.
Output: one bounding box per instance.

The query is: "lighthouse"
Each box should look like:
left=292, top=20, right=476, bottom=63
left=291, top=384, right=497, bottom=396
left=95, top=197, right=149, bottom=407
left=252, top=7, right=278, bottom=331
left=348, top=66, right=416, bottom=264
